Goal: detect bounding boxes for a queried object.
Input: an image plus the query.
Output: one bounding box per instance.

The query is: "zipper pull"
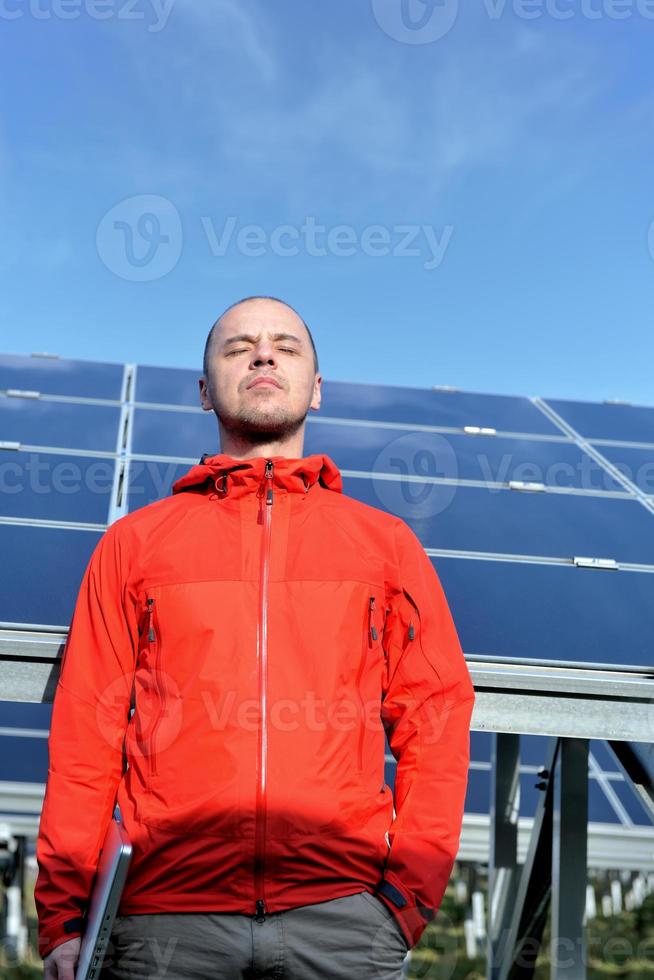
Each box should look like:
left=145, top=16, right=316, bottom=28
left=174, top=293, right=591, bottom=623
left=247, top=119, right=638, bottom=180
left=254, top=898, right=266, bottom=922
left=264, top=460, right=274, bottom=506
left=146, top=598, right=155, bottom=642
left=408, top=622, right=415, bottom=641
left=368, top=596, right=378, bottom=641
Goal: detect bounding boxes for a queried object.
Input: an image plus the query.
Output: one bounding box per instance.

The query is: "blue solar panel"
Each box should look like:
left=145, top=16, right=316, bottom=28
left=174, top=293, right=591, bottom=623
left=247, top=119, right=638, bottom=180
left=134, top=364, right=203, bottom=407
left=0, top=353, right=123, bottom=400
left=303, top=424, right=624, bottom=492
left=591, top=444, right=654, bottom=495
left=588, top=780, right=620, bottom=823
left=546, top=398, right=654, bottom=444
left=126, top=458, right=190, bottom=511
left=588, top=740, right=623, bottom=773
left=0, top=396, right=121, bottom=452
left=0, top=733, right=48, bottom=781
left=465, top=769, right=491, bottom=814
left=433, top=557, right=654, bottom=670
left=611, top=780, right=654, bottom=826
left=130, top=407, right=218, bottom=457
left=322, top=381, right=561, bottom=434
left=344, top=477, right=654, bottom=564
left=0, top=525, right=102, bottom=626
left=471, top=730, right=492, bottom=762
left=0, top=450, right=114, bottom=523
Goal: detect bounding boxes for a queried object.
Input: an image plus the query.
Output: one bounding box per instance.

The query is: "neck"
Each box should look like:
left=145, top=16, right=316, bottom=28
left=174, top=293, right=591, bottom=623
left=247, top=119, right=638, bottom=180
left=216, top=426, right=306, bottom=461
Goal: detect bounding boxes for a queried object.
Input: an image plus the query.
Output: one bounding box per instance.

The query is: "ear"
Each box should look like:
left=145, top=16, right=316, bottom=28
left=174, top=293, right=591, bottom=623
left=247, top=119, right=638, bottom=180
left=310, top=373, right=322, bottom=411
left=199, top=376, right=212, bottom=411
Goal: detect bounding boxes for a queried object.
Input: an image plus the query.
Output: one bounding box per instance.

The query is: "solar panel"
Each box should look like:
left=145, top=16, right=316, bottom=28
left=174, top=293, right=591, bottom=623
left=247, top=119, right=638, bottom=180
left=304, top=424, right=625, bottom=492
left=322, top=380, right=561, bottom=434
left=343, top=477, right=654, bottom=565
left=0, top=353, right=124, bottom=401
left=0, top=524, right=102, bottom=627
left=544, top=397, right=654, bottom=444
left=611, top=780, right=654, bottom=825
left=134, top=364, right=204, bottom=407
left=590, top=444, right=654, bottom=496
left=0, top=449, right=115, bottom=523
left=130, top=406, right=218, bottom=457
left=433, top=557, right=654, bottom=671
left=126, top=458, right=190, bottom=512
left=0, top=395, right=121, bottom=452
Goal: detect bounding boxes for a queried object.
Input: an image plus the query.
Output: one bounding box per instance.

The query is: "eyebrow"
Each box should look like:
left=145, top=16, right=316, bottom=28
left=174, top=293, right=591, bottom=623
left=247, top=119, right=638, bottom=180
left=222, top=332, right=304, bottom=348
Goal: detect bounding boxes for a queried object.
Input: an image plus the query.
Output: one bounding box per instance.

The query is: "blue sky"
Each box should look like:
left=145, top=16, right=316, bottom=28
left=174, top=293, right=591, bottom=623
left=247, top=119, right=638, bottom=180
left=1, top=0, right=653, bottom=405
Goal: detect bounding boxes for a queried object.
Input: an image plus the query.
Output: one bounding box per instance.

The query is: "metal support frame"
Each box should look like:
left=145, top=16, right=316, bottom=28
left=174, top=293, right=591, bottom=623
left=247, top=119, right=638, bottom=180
left=551, top=738, right=589, bottom=980
left=487, top=733, right=521, bottom=979
left=488, top=736, right=591, bottom=980
left=489, top=737, right=557, bottom=980
left=606, top=740, right=654, bottom=818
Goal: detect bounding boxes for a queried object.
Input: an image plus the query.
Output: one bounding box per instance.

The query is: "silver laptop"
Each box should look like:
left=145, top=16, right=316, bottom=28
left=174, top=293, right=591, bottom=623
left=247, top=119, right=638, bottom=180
left=75, top=803, right=133, bottom=980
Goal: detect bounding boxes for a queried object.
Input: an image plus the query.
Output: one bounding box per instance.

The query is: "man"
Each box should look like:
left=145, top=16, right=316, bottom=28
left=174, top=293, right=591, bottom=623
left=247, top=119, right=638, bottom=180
left=35, top=295, right=476, bottom=979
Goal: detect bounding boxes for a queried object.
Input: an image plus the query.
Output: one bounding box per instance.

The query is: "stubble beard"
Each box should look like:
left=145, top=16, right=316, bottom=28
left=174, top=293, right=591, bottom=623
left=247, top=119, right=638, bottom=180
left=213, top=385, right=310, bottom=445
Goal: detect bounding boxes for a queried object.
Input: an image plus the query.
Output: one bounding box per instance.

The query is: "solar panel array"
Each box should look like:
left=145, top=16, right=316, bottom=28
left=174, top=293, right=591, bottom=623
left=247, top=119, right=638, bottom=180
left=1, top=350, right=653, bottom=857
left=2, top=351, right=654, bottom=672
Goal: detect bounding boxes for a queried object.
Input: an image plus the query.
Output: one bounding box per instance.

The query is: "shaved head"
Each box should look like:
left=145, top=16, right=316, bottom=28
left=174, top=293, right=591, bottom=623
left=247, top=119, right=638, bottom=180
left=203, top=295, right=319, bottom=379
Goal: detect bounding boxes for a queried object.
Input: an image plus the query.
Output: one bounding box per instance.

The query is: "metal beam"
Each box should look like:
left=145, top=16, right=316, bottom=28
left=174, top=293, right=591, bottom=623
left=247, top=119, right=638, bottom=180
left=495, top=737, right=559, bottom=980
left=487, top=733, right=521, bottom=980
left=551, top=738, right=589, bottom=980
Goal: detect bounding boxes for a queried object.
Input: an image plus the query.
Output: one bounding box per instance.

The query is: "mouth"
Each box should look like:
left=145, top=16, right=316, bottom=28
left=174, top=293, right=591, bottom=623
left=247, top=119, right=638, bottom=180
left=248, top=377, right=282, bottom=389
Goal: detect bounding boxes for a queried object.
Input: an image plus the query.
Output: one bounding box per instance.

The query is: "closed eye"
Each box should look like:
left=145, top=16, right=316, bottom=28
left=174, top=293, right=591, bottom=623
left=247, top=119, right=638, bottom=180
left=226, top=347, right=298, bottom=356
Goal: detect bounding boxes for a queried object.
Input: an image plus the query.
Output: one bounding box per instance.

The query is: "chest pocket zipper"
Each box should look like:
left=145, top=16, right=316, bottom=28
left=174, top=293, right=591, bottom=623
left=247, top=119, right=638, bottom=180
left=145, top=596, right=164, bottom=778
left=356, top=595, right=385, bottom=772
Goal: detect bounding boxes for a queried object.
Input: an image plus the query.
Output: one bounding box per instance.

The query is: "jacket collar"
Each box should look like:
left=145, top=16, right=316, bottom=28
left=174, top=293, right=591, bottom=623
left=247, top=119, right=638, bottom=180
left=172, top=452, right=343, bottom=500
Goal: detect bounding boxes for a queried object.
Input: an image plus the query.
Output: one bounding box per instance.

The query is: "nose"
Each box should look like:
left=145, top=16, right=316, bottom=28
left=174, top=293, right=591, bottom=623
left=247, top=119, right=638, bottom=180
left=251, top=341, right=277, bottom=367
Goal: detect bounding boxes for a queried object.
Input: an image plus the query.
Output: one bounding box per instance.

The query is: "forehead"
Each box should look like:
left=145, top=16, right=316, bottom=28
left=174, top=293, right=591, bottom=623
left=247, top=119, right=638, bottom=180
left=218, top=300, right=306, bottom=342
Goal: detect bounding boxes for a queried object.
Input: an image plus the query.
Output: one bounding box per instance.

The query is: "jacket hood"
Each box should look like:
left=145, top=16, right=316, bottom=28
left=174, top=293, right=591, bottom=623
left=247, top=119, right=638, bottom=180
left=171, top=452, right=343, bottom=499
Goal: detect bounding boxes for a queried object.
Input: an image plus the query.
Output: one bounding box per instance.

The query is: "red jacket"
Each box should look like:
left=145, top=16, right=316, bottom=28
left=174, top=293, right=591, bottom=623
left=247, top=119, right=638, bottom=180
left=35, top=452, right=475, bottom=958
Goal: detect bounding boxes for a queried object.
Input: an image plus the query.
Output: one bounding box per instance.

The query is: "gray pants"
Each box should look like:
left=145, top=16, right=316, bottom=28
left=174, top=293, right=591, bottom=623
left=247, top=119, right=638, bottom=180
left=99, top=890, right=411, bottom=979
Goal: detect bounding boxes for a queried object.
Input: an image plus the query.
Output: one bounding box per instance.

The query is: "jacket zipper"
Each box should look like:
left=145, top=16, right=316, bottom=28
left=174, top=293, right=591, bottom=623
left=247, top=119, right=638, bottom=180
left=254, top=459, right=274, bottom=923
left=403, top=588, right=418, bottom=646
left=356, top=595, right=379, bottom=771
left=146, top=596, right=164, bottom=778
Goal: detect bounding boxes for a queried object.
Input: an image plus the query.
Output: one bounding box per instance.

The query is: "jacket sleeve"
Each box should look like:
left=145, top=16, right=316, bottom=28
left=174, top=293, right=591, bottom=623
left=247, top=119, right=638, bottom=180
left=34, top=520, right=138, bottom=960
left=376, top=518, right=476, bottom=949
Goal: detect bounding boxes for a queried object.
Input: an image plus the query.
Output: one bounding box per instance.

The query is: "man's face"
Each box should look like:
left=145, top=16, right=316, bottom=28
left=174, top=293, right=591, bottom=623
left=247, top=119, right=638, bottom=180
left=200, top=299, right=321, bottom=444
